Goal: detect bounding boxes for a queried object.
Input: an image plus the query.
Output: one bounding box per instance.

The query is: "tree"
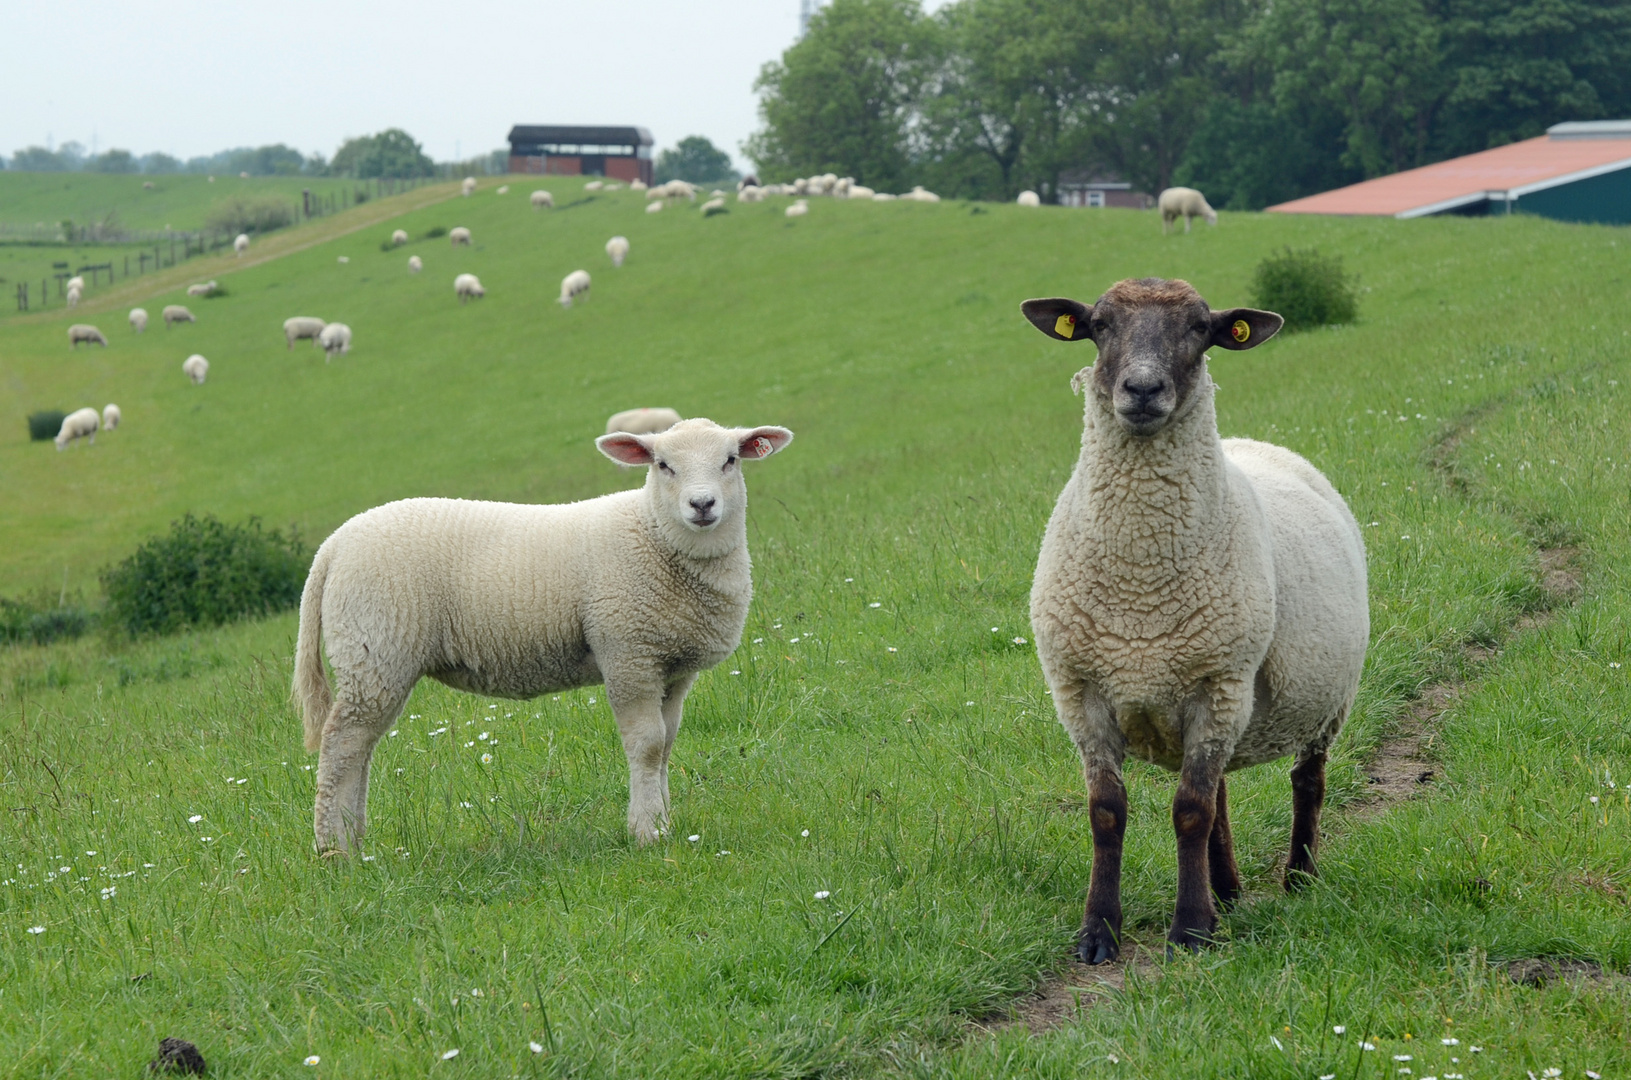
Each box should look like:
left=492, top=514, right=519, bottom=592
left=141, top=152, right=183, bottom=174
left=655, top=136, right=738, bottom=184
left=88, top=149, right=139, bottom=173
left=330, top=129, right=435, bottom=179
left=747, top=0, right=940, bottom=188
left=10, top=146, right=67, bottom=171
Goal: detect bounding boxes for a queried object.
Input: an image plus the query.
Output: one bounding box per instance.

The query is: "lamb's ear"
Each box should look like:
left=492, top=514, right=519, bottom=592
left=1210, top=307, right=1283, bottom=350
left=1020, top=298, right=1093, bottom=342
left=596, top=432, right=655, bottom=466
left=737, top=426, right=793, bottom=459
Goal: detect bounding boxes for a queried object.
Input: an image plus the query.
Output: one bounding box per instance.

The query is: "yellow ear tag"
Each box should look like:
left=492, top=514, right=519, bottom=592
left=1231, top=319, right=1251, bottom=343
left=1054, top=313, right=1077, bottom=339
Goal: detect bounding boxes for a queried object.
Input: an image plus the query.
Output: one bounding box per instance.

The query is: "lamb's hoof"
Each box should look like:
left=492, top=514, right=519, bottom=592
left=318, top=846, right=350, bottom=859
left=1165, top=920, right=1217, bottom=957
left=1076, top=924, right=1120, bottom=965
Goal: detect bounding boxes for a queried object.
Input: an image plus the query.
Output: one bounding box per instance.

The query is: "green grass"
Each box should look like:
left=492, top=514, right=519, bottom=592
left=0, top=171, right=378, bottom=234
left=0, top=183, right=1627, bottom=1077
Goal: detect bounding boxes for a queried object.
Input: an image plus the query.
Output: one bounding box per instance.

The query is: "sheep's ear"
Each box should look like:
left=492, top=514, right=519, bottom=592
left=1020, top=298, right=1094, bottom=342
left=737, top=426, right=793, bottom=460
left=596, top=432, right=655, bottom=466
left=1210, top=308, right=1283, bottom=350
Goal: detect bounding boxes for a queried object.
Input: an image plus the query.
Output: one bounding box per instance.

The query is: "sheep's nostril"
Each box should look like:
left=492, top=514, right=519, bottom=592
left=1122, top=377, right=1167, bottom=402
left=690, top=496, right=716, bottom=514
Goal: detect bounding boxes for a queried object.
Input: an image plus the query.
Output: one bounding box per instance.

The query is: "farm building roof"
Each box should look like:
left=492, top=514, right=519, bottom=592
left=1267, top=122, right=1631, bottom=218
left=507, top=126, right=654, bottom=148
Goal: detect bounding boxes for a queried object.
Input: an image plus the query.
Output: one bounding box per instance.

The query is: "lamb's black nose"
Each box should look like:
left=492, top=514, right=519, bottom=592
left=690, top=496, right=716, bottom=514
left=1121, top=375, right=1168, bottom=406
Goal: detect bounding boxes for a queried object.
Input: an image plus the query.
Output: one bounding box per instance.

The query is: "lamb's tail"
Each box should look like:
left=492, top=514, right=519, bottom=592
left=293, top=542, right=334, bottom=752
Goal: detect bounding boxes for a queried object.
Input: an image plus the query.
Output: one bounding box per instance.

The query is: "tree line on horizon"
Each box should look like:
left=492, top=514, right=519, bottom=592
left=3, top=129, right=452, bottom=181
left=746, top=0, right=1631, bottom=207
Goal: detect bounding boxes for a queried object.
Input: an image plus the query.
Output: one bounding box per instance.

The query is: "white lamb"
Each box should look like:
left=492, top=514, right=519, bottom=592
left=66, top=285, right=82, bottom=308
left=585, top=180, right=604, bottom=192
left=235, top=233, right=250, bottom=255
left=530, top=190, right=554, bottom=209
left=645, top=201, right=664, bottom=215
left=391, top=229, right=409, bottom=246
left=449, top=227, right=472, bottom=247
left=102, top=403, right=121, bottom=431
left=1158, top=187, right=1218, bottom=234
left=318, top=322, right=352, bottom=359
left=872, top=192, right=897, bottom=201
left=558, top=269, right=590, bottom=308
left=454, top=273, right=485, bottom=303
left=901, top=186, right=941, bottom=203
left=182, top=354, right=209, bottom=384
left=606, top=236, right=630, bottom=268
left=461, top=177, right=477, bottom=197
left=847, top=185, right=876, bottom=200
left=129, top=308, right=148, bottom=333
left=700, top=197, right=726, bottom=216
left=605, top=407, right=681, bottom=436
left=186, top=281, right=217, bottom=297
left=66, top=275, right=85, bottom=292
left=408, top=255, right=423, bottom=274
left=55, top=407, right=101, bottom=450
left=496, top=184, right=509, bottom=194
left=1019, top=278, right=1367, bottom=963
left=68, top=324, right=108, bottom=348
left=785, top=200, right=809, bottom=218
left=284, top=316, right=327, bottom=349
left=162, top=305, right=196, bottom=328
left=1017, top=190, right=1041, bottom=207
left=737, top=186, right=765, bottom=203
left=630, top=179, right=648, bottom=192
left=292, top=418, right=794, bottom=852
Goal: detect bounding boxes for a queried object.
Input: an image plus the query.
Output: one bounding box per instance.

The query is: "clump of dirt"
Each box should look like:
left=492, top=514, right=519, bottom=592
left=148, top=1038, right=206, bottom=1074
left=1505, top=957, right=1624, bottom=989
left=981, top=942, right=1161, bottom=1035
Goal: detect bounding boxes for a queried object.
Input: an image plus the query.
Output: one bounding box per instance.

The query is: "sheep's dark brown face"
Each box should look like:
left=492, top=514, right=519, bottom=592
left=1021, top=278, right=1283, bottom=437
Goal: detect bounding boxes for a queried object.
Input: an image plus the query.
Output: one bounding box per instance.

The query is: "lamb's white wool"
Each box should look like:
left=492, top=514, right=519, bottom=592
left=1017, top=190, right=1041, bottom=207
left=337, top=256, right=350, bottom=264
left=872, top=192, right=897, bottom=201
left=408, top=255, right=423, bottom=273
left=129, top=308, right=148, bottom=333
left=162, top=305, right=196, bottom=328
left=182, top=354, right=209, bottom=385
left=391, top=229, right=409, bottom=246
left=55, top=407, right=101, bottom=450
left=901, top=186, right=941, bottom=203
left=604, top=182, right=622, bottom=190
left=449, top=226, right=472, bottom=247
left=700, top=197, right=727, bottom=215
left=461, top=177, right=477, bottom=196
left=629, top=179, right=648, bottom=192
left=68, top=324, right=108, bottom=348
left=785, top=200, right=809, bottom=218
left=292, top=417, right=794, bottom=852
left=1020, top=277, right=1367, bottom=964
left=737, top=185, right=765, bottom=203
left=645, top=200, right=664, bottom=214
left=234, top=233, right=250, bottom=255
left=284, top=316, right=327, bottom=349
left=605, top=236, right=630, bottom=268
left=66, top=286, right=82, bottom=307
left=848, top=185, right=876, bottom=200
left=454, top=273, right=485, bottom=303
left=584, top=180, right=604, bottom=192
left=530, top=190, right=554, bottom=209
left=102, top=403, right=121, bottom=431
left=605, top=407, right=681, bottom=436
left=1158, top=187, right=1218, bottom=233
left=186, top=280, right=217, bottom=297
left=66, top=275, right=85, bottom=293
left=496, top=184, right=509, bottom=194
left=318, top=322, right=352, bottom=359
left=558, top=269, right=591, bottom=308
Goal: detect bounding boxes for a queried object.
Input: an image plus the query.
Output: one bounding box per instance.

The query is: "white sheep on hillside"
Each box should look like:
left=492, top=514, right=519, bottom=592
left=292, top=418, right=794, bottom=852
left=66, top=286, right=82, bottom=308
left=630, top=179, right=648, bottom=192
left=848, top=185, right=876, bottom=200
left=408, top=255, right=423, bottom=274
left=1017, top=190, right=1041, bottom=207
left=1158, top=187, right=1217, bottom=234
left=496, top=184, right=509, bottom=194
left=606, top=236, right=630, bottom=267
left=1019, top=278, right=1367, bottom=964
left=163, top=305, right=196, bottom=328
left=102, top=403, right=121, bottom=431
left=901, top=186, right=941, bottom=203
left=284, top=316, right=327, bottom=348
left=186, top=280, right=217, bottom=297
left=55, top=407, right=101, bottom=450
left=391, top=229, right=409, bottom=246
left=785, top=200, right=809, bottom=218
left=318, top=322, right=352, bottom=358
left=738, top=186, right=765, bottom=203
left=235, top=233, right=250, bottom=255
left=66, top=275, right=85, bottom=293
left=558, top=269, right=591, bottom=307
left=129, top=308, right=148, bottom=333
left=531, top=190, right=554, bottom=209
left=182, top=354, right=209, bottom=384
left=585, top=180, right=604, bottom=192
left=605, top=407, right=681, bottom=435
left=700, top=197, right=727, bottom=216
left=449, top=227, right=471, bottom=247
left=872, top=192, right=897, bottom=201
left=68, top=324, right=108, bottom=348
left=461, top=177, right=476, bottom=197
left=645, top=201, right=663, bottom=215
left=454, top=273, right=485, bottom=303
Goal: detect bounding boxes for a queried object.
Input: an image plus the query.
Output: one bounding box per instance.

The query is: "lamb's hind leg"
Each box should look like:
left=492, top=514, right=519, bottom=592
left=1286, top=747, right=1327, bottom=889
left=313, top=692, right=402, bottom=855
left=1208, top=774, right=1242, bottom=909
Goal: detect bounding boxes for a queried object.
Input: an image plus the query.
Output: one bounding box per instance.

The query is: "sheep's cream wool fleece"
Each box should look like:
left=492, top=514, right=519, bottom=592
left=1031, top=365, right=1368, bottom=773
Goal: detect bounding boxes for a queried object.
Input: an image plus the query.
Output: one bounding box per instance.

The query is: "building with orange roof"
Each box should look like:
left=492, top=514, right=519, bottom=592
left=1268, top=121, right=1631, bottom=224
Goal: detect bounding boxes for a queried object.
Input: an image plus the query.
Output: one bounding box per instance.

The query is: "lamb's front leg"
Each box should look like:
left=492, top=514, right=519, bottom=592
left=658, top=672, right=699, bottom=818
left=1170, top=718, right=1236, bottom=953
left=608, top=676, right=669, bottom=844
left=1055, top=682, right=1127, bottom=964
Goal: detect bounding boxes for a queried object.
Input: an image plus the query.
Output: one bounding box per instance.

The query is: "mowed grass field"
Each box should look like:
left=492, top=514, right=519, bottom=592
left=0, top=179, right=1627, bottom=1077
left=0, top=171, right=374, bottom=233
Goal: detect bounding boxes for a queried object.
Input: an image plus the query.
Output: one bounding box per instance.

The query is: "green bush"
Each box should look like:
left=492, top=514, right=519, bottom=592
left=0, top=592, right=95, bottom=646
left=27, top=410, right=66, bottom=441
left=100, top=514, right=309, bottom=637
left=423, top=225, right=447, bottom=239
left=203, top=196, right=295, bottom=236
left=1249, top=247, right=1358, bottom=331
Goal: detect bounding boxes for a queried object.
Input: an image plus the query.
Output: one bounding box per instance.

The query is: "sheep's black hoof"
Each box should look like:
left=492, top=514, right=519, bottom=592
left=1165, top=919, right=1216, bottom=957
left=1076, top=922, right=1120, bottom=965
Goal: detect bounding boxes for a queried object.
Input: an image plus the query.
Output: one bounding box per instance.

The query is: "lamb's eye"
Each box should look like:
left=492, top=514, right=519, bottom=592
left=1192, top=322, right=1210, bottom=335
left=724, top=455, right=737, bottom=470
left=657, top=460, right=672, bottom=474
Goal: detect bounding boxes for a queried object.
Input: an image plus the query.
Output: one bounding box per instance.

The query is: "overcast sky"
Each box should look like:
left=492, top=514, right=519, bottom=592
left=1, top=0, right=948, bottom=170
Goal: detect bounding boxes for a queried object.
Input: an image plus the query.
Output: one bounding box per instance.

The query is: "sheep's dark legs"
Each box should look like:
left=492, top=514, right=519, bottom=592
left=1207, top=774, right=1242, bottom=909
left=1079, top=767, right=1128, bottom=964
left=1169, top=755, right=1225, bottom=953
left=1286, top=749, right=1326, bottom=889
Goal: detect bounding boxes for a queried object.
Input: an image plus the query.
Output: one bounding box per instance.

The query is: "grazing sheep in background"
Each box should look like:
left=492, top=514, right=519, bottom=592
left=738, top=173, right=760, bottom=191
left=292, top=417, right=794, bottom=852
left=496, top=184, right=509, bottom=194
left=235, top=233, right=250, bottom=255
left=530, top=190, right=554, bottom=209
left=284, top=316, right=327, bottom=349
left=785, top=200, right=809, bottom=218
left=66, top=275, right=85, bottom=293
left=605, top=407, right=681, bottom=436
left=143, top=181, right=155, bottom=190
left=664, top=180, right=697, bottom=201
left=318, top=322, right=352, bottom=359
left=700, top=197, right=727, bottom=216
left=68, top=324, right=108, bottom=348
left=461, top=177, right=476, bottom=196
left=337, top=256, right=350, bottom=264
left=585, top=180, right=604, bottom=192
left=558, top=269, right=591, bottom=308
left=1019, top=278, right=1367, bottom=963
left=186, top=280, right=217, bottom=297
left=646, top=201, right=663, bottom=214
left=901, top=186, right=941, bottom=203
left=102, top=404, right=121, bottom=431
left=630, top=179, right=648, bottom=192
left=182, top=354, right=209, bottom=384
left=162, top=305, right=196, bottom=328
left=606, top=236, right=630, bottom=267
left=873, top=192, right=897, bottom=201
left=55, top=407, right=101, bottom=450
left=454, top=273, right=485, bottom=303
left=1158, top=187, right=1218, bottom=234
left=408, top=255, right=423, bottom=274
left=1017, top=190, right=1041, bottom=207
left=129, top=308, right=148, bottom=333
left=391, top=229, right=408, bottom=246
left=605, top=182, right=622, bottom=191
left=66, top=286, right=82, bottom=308
left=848, top=185, right=876, bottom=200
left=738, top=186, right=765, bottom=203
left=449, top=226, right=471, bottom=247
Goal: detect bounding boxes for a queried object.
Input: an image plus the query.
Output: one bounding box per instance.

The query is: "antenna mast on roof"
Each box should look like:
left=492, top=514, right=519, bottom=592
left=798, top=0, right=828, bottom=38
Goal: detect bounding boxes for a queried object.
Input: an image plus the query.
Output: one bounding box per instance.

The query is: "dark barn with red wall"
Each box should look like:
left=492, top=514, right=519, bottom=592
left=507, top=125, right=655, bottom=185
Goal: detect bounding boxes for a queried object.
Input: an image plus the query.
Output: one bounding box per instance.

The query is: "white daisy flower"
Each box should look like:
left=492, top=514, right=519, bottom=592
left=441, top=1048, right=460, bottom=1060
left=303, top=1055, right=320, bottom=1066
left=27, top=926, right=45, bottom=935
left=188, top=815, right=203, bottom=824
left=529, top=1041, right=544, bottom=1054
left=814, top=890, right=830, bottom=900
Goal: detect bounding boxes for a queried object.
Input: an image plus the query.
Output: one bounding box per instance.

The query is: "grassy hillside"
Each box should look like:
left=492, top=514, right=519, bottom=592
left=0, top=171, right=377, bottom=234
left=0, top=183, right=1626, bottom=1077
